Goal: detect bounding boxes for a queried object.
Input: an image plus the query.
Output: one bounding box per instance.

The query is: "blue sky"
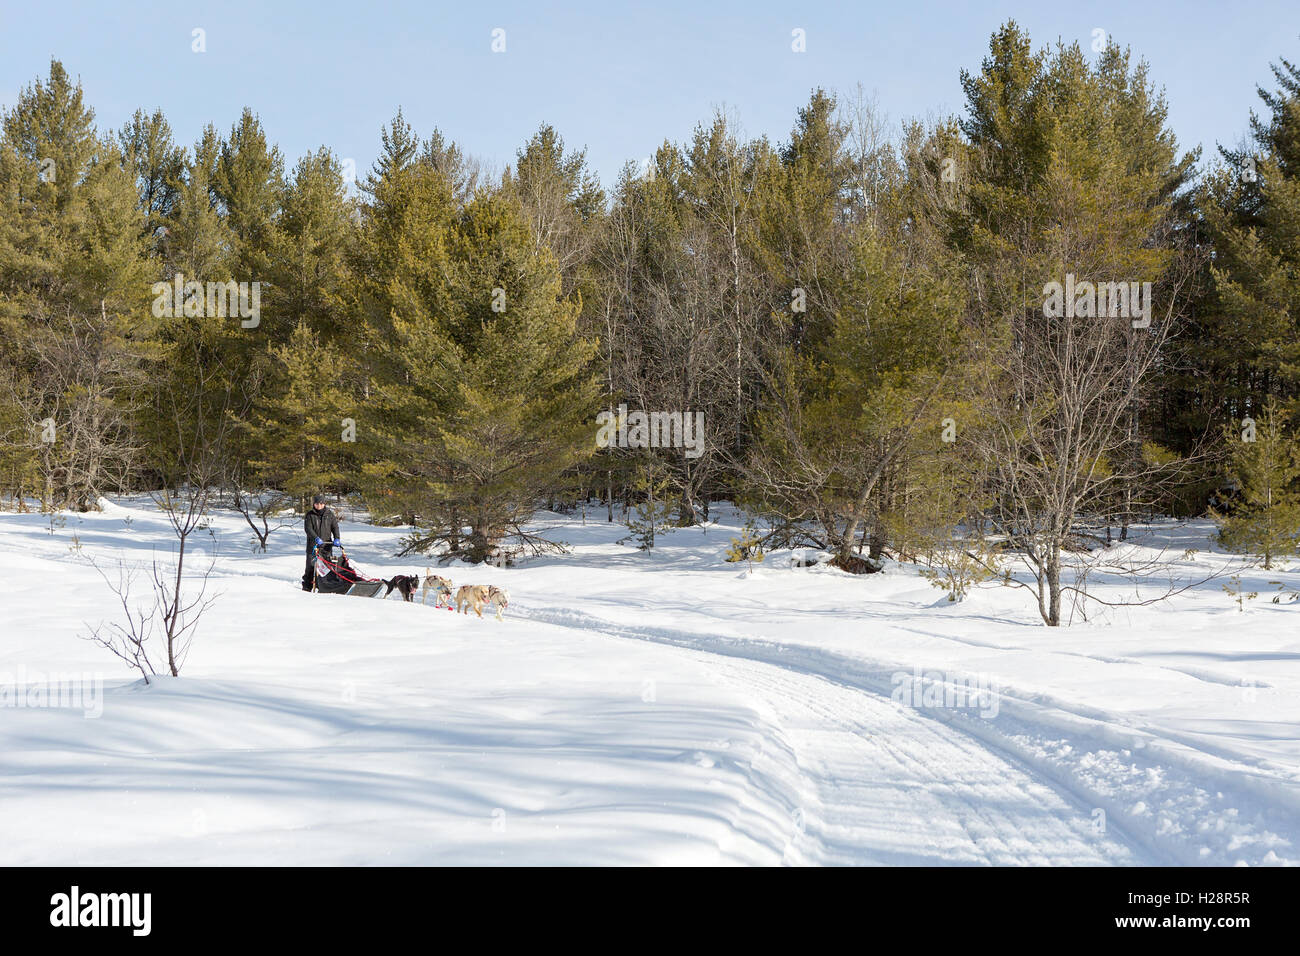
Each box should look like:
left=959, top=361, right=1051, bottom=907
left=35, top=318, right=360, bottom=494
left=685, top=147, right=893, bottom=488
left=1, top=0, right=1296, bottom=186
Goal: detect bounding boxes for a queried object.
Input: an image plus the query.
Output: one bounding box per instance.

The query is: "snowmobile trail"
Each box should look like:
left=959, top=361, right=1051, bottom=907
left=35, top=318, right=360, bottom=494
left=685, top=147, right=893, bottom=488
left=519, top=606, right=1146, bottom=865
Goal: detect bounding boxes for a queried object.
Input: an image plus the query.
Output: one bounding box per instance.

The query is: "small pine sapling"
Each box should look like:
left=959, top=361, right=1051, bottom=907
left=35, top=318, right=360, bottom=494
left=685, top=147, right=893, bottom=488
left=724, top=520, right=766, bottom=570
left=1214, top=401, right=1300, bottom=570
left=919, top=535, right=999, bottom=602
left=624, top=460, right=675, bottom=550
left=1222, top=574, right=1258, bottom=612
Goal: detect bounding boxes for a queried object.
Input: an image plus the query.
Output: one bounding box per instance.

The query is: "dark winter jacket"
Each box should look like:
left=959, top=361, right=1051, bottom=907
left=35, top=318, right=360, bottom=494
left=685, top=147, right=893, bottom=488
left=304, top=507, right=340, bottom=546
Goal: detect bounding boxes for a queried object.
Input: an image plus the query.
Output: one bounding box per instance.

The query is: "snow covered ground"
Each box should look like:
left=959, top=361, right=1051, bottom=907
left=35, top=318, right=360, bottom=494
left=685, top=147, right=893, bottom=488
left=1, top=497, right=1297, bottom=865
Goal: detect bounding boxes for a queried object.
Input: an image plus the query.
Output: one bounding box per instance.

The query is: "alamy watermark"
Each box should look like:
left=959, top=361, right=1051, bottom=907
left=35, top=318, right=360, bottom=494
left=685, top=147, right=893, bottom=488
left=1, top=665, right=103, bottom=718
left=151, top=272, right=262, bottom=328
left=1043, top=273, right=1152, bottom=329
left=891, top=667, right=1000, bottom=718
left=595, top=404, right=705, bottom=459
left=50, top=886, right=150, bottom=936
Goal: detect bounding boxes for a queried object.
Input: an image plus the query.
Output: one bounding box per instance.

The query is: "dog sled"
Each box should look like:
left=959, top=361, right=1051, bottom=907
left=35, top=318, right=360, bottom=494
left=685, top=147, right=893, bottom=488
left=313, top=547, right=386, bottom=598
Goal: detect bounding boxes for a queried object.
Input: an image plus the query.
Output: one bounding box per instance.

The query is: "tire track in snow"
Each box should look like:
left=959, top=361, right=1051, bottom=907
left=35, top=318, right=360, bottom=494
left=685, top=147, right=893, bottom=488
left=519, top=606, right=1145, bottom=865
left=519, top=604, right=1300, bottom=865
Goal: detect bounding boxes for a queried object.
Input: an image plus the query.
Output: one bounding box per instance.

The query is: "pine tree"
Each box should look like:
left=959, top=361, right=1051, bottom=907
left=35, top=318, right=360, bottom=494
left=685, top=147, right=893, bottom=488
left=249, top=321, right=355, bottom=508
left=506, top=123, right=605, bottom=297
left=347, top=150, right=458, bottom=521
left=745, top=151, right=969, bottom=570
left=212, top=108, right=283, bottom=285
left=624, top=456, right=675, bottom=550
left=118, top=108, right=185, bottom=238
left=0, top=60, right=150, bottom=509
left=352, top=129, right=600, bottom=561
left=1193, top=52, right=1300, bottom=431
left=951, top=23, right=1198, bottom=624
left=1215, top=402, right=1300, bottom=569
left=440, top=190, right=601, bottom=561
left=136, top=125, right=242, bottom=486
left=724, top=519, right=765, bottom=567
left=366, top=110, right=420, bottom=187
left=202, top=109, right=285, bottom=478
left=752, top=89, right=852, bottom=354
left=266, top=148, right=353, bottom=343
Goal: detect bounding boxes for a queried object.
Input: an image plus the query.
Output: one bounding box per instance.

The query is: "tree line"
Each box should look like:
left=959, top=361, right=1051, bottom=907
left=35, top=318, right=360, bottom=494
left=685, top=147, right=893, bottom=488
left=3, top=21, right=1299, bottom=623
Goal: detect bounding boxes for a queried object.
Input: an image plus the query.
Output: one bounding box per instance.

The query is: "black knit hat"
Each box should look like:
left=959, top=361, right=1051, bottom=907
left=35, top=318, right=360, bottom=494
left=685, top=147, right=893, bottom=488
left=312, top=493, right=326, bottom=505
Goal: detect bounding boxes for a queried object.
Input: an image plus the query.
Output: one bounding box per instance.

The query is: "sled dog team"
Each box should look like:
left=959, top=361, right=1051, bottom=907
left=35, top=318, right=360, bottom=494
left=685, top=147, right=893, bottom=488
left=382, top=570, right=510, bottom=621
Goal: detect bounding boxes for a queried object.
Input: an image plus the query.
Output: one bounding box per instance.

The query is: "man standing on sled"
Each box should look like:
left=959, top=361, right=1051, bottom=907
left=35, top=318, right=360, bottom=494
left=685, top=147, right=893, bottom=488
left=302, top=493, right=342, bottom=591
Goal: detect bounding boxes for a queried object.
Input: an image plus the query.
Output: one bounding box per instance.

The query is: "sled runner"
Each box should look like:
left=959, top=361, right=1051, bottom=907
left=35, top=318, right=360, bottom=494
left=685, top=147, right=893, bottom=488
left=313, top=547, right=385, bottom=598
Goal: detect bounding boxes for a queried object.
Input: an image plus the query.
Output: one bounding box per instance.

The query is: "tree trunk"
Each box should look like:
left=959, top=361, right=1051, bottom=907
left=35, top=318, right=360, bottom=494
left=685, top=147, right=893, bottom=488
left=1045, top=546, right=1062, bottom=626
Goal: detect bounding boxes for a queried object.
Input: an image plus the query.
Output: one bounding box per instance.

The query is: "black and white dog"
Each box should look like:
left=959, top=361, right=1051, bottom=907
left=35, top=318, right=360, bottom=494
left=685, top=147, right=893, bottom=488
left=383, top=574, right=420, bottom=602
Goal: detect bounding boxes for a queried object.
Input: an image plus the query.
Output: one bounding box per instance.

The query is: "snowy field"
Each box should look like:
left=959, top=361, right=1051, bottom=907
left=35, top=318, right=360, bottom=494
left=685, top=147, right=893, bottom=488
left=1, top=497, right=1298, bottom=866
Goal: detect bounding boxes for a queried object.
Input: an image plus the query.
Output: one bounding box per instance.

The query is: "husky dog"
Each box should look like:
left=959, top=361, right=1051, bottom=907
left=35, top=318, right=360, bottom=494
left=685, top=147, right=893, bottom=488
left=421, top=569, right=454, bottom=607
left=454, top=585, right=489, bottom=618
left=383, top=574, right=420, bottom=602
left=485, top=585, right=509, bottom=621
left=455, top=584, right=509, bottom=620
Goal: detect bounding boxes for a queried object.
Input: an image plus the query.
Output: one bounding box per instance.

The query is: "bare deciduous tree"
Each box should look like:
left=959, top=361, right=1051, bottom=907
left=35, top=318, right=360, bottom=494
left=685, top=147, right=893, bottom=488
left=960, top=163, right=1203, bottom=625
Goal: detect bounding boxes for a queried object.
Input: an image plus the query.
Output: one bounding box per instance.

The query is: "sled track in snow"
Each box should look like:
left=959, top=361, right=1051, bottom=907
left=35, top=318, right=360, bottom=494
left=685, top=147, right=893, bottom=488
left=517, top=605, right=1150, bottom=865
